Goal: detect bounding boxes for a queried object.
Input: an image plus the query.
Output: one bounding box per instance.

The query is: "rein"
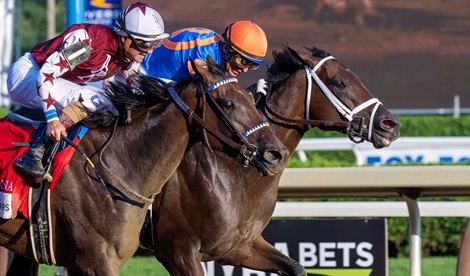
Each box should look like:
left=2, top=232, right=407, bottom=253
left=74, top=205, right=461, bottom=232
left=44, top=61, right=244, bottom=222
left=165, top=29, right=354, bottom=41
left=77, top=119, right=155, bottom=207
left=58, top=121, right=153, bottom=208
left=71, top=77, right=270, bottom=207
left=264, top=100, right=350, bottom=130
left=168, top=77, right=268, bottom=166
left=96, top=119, right=155, bottom=206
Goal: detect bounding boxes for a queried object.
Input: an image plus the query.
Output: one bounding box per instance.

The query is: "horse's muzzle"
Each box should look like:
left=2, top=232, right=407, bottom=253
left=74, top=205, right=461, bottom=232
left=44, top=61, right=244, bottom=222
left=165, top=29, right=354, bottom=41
left=371, top=115, right=401, bottom=148
left=251, top=146, right=288, bottom=176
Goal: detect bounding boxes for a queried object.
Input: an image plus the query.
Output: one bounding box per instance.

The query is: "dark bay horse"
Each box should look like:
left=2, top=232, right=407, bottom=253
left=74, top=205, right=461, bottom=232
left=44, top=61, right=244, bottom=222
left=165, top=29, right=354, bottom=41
left=148, top=47, right=401, bottom=275
left=1, top=59, right=287, bottom=275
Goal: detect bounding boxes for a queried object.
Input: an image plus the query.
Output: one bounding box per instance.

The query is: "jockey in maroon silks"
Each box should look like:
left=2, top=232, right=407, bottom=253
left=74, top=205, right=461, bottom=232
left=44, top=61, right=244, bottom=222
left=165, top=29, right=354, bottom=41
left=7, top=2, right=169, bottom=180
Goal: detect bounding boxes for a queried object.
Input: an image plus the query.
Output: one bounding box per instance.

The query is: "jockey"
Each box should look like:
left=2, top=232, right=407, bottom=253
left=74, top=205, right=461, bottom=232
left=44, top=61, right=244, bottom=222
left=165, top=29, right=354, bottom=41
left=7, top=2, right=169, bottom=179
left=136, top=20, right=269, bottom=95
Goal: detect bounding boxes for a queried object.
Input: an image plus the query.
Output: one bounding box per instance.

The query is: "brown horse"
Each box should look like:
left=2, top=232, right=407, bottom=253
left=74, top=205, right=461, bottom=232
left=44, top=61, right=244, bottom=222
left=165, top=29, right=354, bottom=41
left=0, top=58, right=287, bottom=275
left=148, top=47, right=400, bottom=275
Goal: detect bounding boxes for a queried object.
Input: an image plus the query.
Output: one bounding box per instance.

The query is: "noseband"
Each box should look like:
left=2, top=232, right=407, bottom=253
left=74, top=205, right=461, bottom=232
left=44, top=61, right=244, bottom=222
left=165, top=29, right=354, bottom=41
left=305, top=56, right=382, bottom=143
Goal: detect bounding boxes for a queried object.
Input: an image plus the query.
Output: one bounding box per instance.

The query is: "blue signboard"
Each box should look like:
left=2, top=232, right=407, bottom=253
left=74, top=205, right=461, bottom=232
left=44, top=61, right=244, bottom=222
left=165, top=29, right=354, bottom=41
left=84, top=0, right=121, bottom=26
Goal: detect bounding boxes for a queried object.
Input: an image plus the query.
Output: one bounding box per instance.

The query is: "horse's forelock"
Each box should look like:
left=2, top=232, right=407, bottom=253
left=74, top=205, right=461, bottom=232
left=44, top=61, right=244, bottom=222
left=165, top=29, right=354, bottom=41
left=267, top=47, right=303, bottom=85
left=307, top=47, right=331, bottom=59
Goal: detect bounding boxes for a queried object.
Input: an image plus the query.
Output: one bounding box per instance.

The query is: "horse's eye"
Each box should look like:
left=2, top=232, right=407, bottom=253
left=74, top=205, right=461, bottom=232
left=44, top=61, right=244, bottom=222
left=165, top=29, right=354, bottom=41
left=219, top=99, right=234, bottom=110
left=331, top=78, right=346, bottom=89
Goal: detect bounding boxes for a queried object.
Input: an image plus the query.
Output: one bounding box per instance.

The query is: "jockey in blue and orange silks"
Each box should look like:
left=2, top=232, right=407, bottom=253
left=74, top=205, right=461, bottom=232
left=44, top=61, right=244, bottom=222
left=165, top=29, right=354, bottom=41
left=136, top=21, right=269, bottom=95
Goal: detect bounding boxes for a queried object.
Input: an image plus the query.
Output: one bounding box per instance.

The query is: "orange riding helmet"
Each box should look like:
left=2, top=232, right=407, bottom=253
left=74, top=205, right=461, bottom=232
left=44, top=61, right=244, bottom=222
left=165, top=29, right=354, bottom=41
left=223, top=20, right=268, bottom=65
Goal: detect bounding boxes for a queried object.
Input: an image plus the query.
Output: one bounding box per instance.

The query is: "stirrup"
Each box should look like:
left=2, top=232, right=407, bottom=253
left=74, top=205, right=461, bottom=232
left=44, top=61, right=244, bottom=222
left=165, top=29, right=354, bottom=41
left=34, top=172, right=53, bottom=184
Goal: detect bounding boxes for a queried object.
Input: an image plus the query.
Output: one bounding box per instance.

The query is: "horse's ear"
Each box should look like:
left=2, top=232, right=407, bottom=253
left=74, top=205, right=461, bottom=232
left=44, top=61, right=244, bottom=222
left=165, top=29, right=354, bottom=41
left=206, top=55, right=218, bottom=69
left=287, top=46, right=313, bottom=65
left=205, top=55, right=225, bottom=75
left=191, top=57, right=212, bottom=85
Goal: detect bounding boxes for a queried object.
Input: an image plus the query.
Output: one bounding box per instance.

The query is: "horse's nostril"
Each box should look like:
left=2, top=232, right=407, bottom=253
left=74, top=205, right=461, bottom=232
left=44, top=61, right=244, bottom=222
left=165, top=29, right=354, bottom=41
left=264, top=149, right=284, bottom=163
left=381, top=119, right=396, bottom=129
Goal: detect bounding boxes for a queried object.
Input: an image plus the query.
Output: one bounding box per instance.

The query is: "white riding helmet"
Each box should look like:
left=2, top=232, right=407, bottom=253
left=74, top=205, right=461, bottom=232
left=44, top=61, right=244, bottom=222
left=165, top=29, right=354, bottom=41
left=115, top=2, right=169, bottom=42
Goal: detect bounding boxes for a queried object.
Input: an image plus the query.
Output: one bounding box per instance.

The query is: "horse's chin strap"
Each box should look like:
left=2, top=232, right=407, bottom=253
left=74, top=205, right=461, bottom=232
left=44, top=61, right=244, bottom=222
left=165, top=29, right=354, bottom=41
left=305, top=56, right=383, bottom=142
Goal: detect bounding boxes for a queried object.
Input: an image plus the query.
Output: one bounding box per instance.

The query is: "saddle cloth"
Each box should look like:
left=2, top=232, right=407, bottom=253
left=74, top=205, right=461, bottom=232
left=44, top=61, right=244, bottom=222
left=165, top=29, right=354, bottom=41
left=0, top=115, right=87, bottom=219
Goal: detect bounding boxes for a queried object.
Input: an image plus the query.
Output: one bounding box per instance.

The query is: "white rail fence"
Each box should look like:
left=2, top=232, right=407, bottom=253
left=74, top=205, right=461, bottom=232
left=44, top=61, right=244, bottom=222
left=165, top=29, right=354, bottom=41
left=273, top=201, right=470, bottom=218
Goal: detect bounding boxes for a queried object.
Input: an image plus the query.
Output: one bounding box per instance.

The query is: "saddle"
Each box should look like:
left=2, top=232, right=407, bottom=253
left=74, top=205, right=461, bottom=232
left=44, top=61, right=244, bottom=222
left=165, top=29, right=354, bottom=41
left=0, top=108, right=88, bottom=265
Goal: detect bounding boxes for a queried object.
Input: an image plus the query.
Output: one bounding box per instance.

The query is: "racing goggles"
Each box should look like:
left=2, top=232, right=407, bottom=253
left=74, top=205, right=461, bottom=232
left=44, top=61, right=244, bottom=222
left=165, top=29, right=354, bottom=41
left=233, top=54, right=260, bottom=70
left=130, top=36, right=163, bottom=52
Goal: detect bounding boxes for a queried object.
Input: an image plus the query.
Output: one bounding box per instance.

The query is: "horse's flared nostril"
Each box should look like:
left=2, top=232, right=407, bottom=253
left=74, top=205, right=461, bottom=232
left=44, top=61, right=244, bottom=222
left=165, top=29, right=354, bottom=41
left=380, top=119, right=398, bottom=130
left=263, top=149, right=285, bottom=164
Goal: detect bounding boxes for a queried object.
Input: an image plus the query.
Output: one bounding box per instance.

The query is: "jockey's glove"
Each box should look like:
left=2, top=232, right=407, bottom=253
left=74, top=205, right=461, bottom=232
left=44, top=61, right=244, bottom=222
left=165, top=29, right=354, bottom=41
left=246, top=79, right=270, bottom=104
left=255, top=78, right=269, bottom=96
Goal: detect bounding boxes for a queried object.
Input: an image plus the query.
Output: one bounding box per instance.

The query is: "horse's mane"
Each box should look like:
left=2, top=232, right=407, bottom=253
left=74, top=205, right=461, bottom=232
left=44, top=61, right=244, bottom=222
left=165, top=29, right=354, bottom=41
left=266, top=46, right=330, bottom=86
left=83, top=60, right=226, bottom=128
left=105, top=76, right=182, bottom=110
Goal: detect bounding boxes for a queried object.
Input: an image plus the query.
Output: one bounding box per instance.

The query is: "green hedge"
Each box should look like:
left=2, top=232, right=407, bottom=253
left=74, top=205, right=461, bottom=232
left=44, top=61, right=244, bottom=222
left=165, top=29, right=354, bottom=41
left=289, top=114, right=470, bottom=257
left=0, top=107, right=8, bottom=118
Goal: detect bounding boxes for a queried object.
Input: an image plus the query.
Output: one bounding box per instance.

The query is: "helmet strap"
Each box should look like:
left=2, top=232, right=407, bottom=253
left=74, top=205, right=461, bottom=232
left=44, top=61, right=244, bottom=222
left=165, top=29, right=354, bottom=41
left=122, top=37, right=133, bottom=62
left=222, top=43, right=233, bottom=62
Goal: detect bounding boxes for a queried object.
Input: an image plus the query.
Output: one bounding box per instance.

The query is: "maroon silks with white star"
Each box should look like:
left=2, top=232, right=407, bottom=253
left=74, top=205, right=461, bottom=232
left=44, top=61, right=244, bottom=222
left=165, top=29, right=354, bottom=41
left=30, top=24, right=130, bottom=118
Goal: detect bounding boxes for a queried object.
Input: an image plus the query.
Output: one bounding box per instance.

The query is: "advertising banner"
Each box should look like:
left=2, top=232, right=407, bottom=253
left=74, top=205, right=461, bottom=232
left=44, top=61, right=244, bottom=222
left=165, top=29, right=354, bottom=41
left=352, top=137, right=470, bottom=166
left=84, top=0, right=121, bottom=26
left=203, top=219, right=387, bottom=276
left=358, top=148, right=470, bottom=166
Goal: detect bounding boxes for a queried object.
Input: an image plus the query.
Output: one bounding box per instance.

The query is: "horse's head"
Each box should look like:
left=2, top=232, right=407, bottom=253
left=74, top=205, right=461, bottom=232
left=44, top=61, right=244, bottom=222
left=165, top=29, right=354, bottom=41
left=268, top=46, right=400, bottom=149
left=182, top=56, right=288, bottom=175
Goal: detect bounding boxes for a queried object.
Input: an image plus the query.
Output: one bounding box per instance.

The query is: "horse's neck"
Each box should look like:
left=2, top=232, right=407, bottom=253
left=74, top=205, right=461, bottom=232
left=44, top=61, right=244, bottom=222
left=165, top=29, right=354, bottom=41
left=266, top=77, right=307, bottom=158
left=90, top=103, right=191, bottom=198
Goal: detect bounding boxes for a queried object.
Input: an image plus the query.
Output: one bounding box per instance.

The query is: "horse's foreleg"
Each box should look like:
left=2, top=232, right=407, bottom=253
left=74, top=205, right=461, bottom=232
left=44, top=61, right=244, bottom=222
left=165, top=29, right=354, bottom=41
left=221, top=236, right=306, bottom=276
left=156, top=247, right=203, bottom=276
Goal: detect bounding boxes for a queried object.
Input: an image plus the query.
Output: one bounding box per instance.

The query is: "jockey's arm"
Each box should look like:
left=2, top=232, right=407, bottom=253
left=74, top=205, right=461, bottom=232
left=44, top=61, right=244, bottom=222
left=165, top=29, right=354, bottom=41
left=36, top=34, right=91, bottom=141
left=107, top=61, right=144, bottom=86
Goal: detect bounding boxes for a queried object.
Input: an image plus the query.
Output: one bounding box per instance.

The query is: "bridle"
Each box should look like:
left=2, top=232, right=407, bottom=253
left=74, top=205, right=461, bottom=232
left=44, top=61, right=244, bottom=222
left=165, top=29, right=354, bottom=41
left=265, top=55, right=382, bottom=143
left=168, top=77, right=268, bottom=167
left=305, top=56, right=382, bottom=142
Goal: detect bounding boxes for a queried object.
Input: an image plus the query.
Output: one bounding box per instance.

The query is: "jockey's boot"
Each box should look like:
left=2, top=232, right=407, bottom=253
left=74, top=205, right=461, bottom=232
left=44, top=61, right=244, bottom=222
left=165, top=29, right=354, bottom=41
left=14, top=101, right=89, bottom=179
left=14, top=132, right=47, bottom=178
